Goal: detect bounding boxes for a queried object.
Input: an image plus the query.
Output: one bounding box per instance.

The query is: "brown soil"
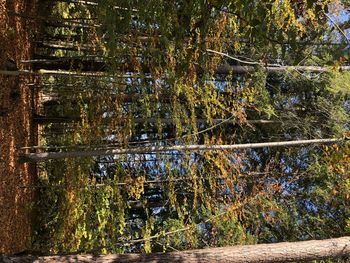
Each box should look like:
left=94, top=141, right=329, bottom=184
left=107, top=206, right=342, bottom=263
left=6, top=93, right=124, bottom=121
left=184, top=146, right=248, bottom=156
left=0, top=0, right=38, bottom=254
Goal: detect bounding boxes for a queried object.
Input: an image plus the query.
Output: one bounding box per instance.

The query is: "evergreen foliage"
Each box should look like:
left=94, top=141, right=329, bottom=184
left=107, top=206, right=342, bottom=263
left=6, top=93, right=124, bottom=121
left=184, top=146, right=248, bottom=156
left=27, top=0, right=350, bottom=256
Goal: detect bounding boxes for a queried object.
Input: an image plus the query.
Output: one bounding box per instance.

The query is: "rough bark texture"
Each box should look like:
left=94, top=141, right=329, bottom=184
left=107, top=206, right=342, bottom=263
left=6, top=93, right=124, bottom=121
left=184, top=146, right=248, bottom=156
left=2, top=237, right=350, bottom=263
left=0, top=0, right=38, bottom=254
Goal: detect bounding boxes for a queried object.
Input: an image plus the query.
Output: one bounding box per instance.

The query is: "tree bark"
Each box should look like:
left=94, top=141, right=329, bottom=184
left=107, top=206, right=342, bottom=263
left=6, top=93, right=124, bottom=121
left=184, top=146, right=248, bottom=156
left=33, top=115, right=81, bottom=124
left=2, top=65, right=350, bottom=77
left=52, top=0, right=139, bottom=12
left=19, top=56, right=350, bottom=74
left=23, top=138, right=343, bottom=162
left=2, top=236, right=350, bottom=263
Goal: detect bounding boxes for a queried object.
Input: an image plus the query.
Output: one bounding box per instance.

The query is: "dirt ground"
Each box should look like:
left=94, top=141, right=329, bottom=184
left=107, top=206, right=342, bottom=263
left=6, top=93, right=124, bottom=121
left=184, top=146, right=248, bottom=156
left=0, top=0, right=38, bottom=254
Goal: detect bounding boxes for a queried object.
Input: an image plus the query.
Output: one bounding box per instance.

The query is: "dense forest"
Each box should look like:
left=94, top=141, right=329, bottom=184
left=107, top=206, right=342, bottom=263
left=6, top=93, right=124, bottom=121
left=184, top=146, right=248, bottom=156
left=1, top=0, right=350, bottom=262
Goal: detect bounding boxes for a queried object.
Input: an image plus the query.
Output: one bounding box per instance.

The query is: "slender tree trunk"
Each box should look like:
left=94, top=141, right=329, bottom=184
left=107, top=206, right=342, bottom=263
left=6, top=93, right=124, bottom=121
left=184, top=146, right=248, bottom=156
left=0, top=70, right=107, bottom=77
left=18, top=56, right=350, bottom=73
left=2, top=66, right=349, bottom=77
left=36, top=42, right=96, bottom=52
left=214, top=64, right=350, bottom=74
left=22, top=138, right=344, bottom=162
left=6, top=64, right=350, bottom=76
left=52, top=0, right=98, bottom=6
left=38, top=34, right=85, bottom=42
left=52, top=0, right=139, bottom=12
left=125, top=118, right=279, bottom=125
left=2, top=236, right=350, bottom=263
left=33, top=115, right=81, bottom=124
left=44, top=20, right=101, bottom=29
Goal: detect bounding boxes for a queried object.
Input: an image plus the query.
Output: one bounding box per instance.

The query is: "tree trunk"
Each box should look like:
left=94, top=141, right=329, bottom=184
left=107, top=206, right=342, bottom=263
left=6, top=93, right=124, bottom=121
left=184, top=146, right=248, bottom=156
left=2, top=236, right=350, bottom=263
left=2, top=65, right=350, bottom=77
left=52, top=0, right=139, bottom=12
left=19, top=56, right=350, bottom=74
left=33, top=115, right=81, bottom=124
left=36, top=41, right=96, bottom=52
left=22, top=138, right=343, bottom=162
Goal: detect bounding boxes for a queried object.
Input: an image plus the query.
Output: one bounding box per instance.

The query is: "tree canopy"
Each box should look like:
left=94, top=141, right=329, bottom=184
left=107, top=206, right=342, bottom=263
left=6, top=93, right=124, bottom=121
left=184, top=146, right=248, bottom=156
left=13, top=0, right=350, bottom=258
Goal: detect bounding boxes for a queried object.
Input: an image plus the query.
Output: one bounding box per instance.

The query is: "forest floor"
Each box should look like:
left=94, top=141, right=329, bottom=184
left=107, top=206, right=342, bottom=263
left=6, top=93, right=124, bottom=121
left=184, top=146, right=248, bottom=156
left=0, top=0, right=38, bottom=254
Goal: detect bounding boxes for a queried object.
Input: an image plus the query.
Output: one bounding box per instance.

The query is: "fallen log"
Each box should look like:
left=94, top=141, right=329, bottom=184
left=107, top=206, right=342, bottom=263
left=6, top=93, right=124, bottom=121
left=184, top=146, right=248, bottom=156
left=2, top=236, right=350, bottom=263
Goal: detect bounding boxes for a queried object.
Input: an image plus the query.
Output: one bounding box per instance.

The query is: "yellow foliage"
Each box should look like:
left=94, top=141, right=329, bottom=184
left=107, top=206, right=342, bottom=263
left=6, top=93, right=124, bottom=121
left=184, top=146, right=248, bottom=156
left=124, top=175, right=145, bottom=200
